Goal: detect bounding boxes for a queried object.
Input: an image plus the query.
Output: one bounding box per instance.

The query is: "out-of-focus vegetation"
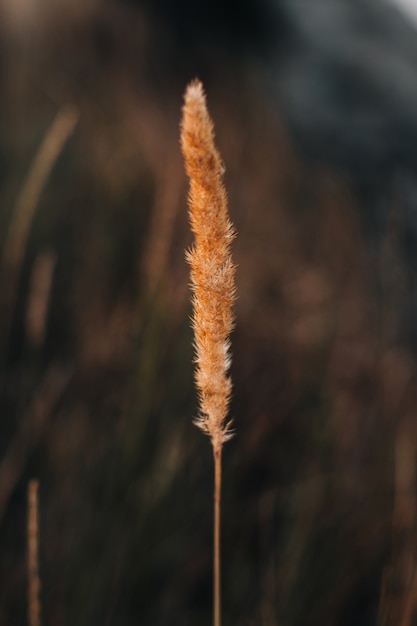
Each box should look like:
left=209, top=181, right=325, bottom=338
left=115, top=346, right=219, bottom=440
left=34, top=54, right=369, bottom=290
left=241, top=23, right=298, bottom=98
left=0, top=2, right=417, bottom=625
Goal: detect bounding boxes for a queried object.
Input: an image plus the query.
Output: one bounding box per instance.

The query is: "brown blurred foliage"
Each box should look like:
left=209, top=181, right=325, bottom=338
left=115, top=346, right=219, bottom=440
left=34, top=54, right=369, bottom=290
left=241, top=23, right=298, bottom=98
left=0, top=2, right=416, bottom=626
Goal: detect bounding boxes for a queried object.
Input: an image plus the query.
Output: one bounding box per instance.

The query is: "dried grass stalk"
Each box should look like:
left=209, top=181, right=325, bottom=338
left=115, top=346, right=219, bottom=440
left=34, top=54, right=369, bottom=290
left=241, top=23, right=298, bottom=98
left=180, top=79, right=236, bottom=626
left=27, top=479, right=40, bottom=626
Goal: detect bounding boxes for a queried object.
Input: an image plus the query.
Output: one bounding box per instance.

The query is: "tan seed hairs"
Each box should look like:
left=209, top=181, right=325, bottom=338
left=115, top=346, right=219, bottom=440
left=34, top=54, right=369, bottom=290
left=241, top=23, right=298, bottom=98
left=180, top=79, right=236, bottom=456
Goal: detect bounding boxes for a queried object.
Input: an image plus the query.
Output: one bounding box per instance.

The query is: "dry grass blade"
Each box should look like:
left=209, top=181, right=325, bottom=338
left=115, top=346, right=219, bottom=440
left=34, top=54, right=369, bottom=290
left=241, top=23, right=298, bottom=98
left=180, top=79, right=236, bottom=626
left=0, top=105, right=78, bottom=362
left=3, top=105, right=78, bottom=271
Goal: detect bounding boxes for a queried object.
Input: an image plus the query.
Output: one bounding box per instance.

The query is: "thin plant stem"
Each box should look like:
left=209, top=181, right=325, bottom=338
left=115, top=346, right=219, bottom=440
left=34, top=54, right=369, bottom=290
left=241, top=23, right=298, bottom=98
left=214, top=447, right=222, bottom=626
left=27, top=479, right=40, bottom=626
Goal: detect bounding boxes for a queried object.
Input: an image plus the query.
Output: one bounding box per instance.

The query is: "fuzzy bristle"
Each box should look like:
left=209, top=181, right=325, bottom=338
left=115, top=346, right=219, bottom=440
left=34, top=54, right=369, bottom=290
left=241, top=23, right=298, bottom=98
left=180, top=79, right=236, bottom=454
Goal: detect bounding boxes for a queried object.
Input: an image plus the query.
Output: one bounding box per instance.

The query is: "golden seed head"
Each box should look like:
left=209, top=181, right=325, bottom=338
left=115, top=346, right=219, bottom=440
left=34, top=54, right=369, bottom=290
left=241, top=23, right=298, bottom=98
left=180, top=79, right=236, bottom=452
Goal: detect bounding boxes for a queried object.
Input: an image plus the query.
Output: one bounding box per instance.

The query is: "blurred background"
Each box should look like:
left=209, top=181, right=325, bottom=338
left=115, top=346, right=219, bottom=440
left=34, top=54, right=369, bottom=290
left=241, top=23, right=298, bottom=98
left=2, top=0, right=417, bottom=624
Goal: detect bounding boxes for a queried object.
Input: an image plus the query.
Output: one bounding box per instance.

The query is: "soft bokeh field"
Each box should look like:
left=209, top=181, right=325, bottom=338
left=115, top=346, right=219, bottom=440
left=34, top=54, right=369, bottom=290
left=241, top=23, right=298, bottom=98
left=0, top=2, right=416, bottom=625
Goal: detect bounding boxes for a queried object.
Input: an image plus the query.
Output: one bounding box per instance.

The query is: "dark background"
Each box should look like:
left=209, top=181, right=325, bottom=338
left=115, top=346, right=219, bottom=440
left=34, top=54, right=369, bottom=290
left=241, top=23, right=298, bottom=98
left=1, top=0, right=417, bottom=624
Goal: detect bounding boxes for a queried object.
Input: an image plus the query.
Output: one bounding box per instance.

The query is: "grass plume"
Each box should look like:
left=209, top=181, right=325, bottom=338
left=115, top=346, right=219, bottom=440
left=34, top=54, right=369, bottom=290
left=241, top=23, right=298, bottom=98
left=180, top=79, right=236, bottom=626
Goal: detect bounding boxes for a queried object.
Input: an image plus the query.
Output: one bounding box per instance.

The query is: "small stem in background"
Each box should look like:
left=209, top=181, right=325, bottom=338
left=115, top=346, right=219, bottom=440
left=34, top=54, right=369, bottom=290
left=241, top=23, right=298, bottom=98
left=27, top=479, right=40, bottom=626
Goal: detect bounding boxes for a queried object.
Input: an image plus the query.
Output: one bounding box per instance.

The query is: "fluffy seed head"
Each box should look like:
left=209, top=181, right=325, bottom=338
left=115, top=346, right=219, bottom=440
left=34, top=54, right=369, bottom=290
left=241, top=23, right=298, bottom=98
left=180, top=79, right=236, bottom=453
